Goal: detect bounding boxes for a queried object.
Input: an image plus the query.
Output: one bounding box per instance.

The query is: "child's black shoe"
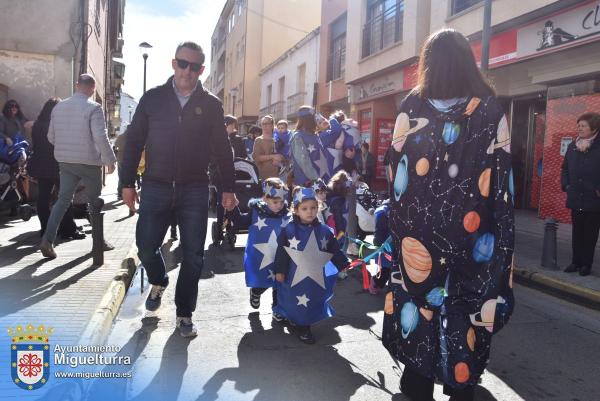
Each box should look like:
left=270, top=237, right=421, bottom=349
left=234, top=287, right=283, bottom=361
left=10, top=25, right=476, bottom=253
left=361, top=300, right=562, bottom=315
left=249, top=289, right=261, bottom=309
left=297, top=326, right=315, bottom=344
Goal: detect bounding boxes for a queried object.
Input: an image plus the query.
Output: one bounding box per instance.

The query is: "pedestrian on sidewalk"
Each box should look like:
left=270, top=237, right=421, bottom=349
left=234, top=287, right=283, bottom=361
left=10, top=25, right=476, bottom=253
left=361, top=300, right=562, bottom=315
left=381, top=29, right=514, bottom=401
left=28, top=98, right=83, bottom=240
left=39, top=74, right=117, bottom=259
left=228, top=177, right=289, bottom=323
left=113, top=128, right=129, bottom=200
left=225, top=114, right=247, bottom=159
left=252, top=115, right=283, bottom=180
left=561, top=112, right=600, bottom=277
left=121, top=41, right=237, bottom=338
left=273, top=186, right=350, bottom=344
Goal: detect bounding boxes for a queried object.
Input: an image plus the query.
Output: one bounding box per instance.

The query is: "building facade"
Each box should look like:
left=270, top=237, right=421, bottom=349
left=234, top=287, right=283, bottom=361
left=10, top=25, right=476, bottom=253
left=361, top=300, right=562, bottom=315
left=341, top=0, right=600, bottom=221
left=118, top=92, right=138, bottom=134
left=259, top=28, right=320, bottom=124
left=208, top=0, right=321, bottom=133
left=0, top=0, right=125, bottom=136
left=316, top=0, right=350, bottom=117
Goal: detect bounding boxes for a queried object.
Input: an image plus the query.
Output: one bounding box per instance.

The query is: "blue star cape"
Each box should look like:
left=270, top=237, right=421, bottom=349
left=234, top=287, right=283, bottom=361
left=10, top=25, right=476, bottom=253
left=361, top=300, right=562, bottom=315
left=234, top=200, right=291, bottom=288
left=273, top=218, right=348, bottom=326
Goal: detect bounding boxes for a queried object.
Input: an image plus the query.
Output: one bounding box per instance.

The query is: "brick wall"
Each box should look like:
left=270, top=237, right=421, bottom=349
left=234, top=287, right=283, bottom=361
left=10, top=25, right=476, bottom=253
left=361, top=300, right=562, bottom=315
left=539, top=93, right=600, bottom=223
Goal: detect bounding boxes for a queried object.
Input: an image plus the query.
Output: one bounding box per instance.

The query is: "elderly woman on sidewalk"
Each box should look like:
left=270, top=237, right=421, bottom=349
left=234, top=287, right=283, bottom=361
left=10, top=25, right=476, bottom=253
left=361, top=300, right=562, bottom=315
left=561, top=112, right=600, bottom=277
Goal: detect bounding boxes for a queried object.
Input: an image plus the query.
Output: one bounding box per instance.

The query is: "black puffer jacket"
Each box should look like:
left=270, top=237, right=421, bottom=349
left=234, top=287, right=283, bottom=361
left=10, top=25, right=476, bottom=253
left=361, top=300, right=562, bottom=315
left=122, top=77, right=235, bottom=191
left=561, top=137, right=600, bottom=211
left=27, top=119, right=59, bottom=180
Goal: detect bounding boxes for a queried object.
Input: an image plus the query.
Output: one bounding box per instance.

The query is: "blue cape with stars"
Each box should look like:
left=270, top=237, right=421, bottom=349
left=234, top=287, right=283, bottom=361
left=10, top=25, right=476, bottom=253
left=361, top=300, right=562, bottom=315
left=273, top=219, right=347, bottom=326
left=243, top=201, right=291, bottom=288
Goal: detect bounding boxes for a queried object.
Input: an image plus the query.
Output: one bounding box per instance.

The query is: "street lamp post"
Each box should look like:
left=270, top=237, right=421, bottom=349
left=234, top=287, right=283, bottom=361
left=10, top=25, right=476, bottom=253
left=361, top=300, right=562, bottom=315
left=139, top=42, right=153, bottom=94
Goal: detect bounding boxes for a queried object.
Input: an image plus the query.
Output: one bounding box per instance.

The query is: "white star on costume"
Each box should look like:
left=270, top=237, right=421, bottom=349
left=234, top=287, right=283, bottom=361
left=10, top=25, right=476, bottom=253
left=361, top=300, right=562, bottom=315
left=254, top=217, right=268, bottom=230
left=253, top=230, right=278, bottom=270
left=312, top=181, right=323, bottom=192
left=320, top=237, right=329, bottom=250
left=503, top=192, right=508, bottom=203
left=285, top=231, right=333, bottom=289
left=315, top=149, right=330, bottom=177
left=273, top=187, right=287, bottom=199
left=307, top=144, right=316, bottom=153
left=440, top=257, right=447, bottom=265
left=297, top=294, right=310, bottom=307
left=288, top=236, right=300, bottom=249
left=267, top=270, right=276, bottom=280
left=327, top=148, right=343, bottom=171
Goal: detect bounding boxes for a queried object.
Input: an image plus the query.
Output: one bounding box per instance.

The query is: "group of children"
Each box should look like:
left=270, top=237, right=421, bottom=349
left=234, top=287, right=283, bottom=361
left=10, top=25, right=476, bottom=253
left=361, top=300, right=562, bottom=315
left=229, top=172, right=392, bottom=344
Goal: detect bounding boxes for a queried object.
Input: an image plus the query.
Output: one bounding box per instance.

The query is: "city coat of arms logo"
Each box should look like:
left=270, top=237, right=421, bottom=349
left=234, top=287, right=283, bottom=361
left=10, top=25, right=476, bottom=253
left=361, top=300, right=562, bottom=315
left=8, top=324, right=52, bottom=390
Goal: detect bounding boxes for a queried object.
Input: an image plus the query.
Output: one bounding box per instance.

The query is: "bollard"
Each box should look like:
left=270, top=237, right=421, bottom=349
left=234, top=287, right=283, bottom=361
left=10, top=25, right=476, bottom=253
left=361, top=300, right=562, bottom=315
left=541, top=218, right=558, bottom=270
left=91, top=198, right=105, bottom=266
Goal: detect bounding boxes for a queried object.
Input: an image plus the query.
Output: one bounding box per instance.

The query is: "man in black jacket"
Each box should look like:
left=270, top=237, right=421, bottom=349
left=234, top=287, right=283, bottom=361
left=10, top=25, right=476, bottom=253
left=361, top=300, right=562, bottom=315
left=122, top=42, right=237, bottom=337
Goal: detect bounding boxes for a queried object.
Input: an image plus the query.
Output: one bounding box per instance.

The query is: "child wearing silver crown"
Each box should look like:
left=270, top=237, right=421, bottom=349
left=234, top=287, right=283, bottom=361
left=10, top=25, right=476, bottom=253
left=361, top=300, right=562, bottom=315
left=273, top=186, right=350, bottom=344
left=229, top=177, right=291, bottom=323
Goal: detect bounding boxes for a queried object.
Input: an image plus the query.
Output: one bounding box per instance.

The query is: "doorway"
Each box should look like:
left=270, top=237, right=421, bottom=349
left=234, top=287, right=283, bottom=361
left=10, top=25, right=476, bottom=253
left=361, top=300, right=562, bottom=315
left=510, top=97, right=546, bottom=210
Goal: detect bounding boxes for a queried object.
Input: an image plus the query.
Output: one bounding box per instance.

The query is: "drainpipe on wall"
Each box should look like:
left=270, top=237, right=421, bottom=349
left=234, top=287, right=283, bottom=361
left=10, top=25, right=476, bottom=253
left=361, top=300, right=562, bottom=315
left=79, top=0, right=90, bottom=77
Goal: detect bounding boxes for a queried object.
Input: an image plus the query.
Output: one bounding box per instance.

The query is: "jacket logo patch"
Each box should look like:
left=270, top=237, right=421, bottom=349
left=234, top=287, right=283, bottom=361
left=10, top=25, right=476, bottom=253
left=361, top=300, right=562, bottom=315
left=195, top=107, right=203, bottom=115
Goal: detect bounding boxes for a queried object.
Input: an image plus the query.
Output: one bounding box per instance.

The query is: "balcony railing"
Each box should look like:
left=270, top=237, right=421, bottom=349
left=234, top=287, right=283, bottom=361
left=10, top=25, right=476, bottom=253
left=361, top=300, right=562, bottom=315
left=287, top=92, right=307, bottom=117
left=362, top=1, right=403, bottom=58
left=260, top=101, right=285, bottom=121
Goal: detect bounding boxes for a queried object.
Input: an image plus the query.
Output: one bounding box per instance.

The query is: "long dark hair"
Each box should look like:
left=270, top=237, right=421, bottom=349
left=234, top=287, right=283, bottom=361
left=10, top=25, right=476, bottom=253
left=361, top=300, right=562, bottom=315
left=413, top=29, right=495, bottom=99
left=2, top=99, right=25, bottom=120
left=295, top=105, right=317, bottom=133
left=36, top=98, right=61, bottom=122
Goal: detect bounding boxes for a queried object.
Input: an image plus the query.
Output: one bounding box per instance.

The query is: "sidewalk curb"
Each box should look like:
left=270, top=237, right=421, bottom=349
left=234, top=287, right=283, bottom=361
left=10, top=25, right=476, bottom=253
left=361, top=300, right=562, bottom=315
left=514, top=267, right=600, bottom=310
left=78, top=245, right=139, bottom=346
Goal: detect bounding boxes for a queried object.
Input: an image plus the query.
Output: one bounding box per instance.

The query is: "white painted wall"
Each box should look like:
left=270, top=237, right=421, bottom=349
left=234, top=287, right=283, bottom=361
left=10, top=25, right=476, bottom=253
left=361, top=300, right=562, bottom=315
left=259, top=30, right=320, bottom=116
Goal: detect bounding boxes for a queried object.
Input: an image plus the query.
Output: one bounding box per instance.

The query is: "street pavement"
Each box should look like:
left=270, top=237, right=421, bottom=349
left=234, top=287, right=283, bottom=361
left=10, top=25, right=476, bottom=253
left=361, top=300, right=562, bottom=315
left=2, top=183, right=600, bottom=400
left=81, top=222, right=600, bottom=401
left=0, top=173, right=137, bottom=399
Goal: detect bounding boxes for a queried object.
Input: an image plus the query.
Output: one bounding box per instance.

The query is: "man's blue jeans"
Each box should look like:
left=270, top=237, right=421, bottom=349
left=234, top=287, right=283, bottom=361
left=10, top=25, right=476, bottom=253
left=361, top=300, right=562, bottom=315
left=136, top=179, right=208, bottom=318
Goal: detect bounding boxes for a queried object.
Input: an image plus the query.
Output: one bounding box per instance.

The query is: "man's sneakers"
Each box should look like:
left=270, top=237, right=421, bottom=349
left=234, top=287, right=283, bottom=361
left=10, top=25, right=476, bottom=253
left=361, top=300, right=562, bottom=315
left=145, top=284, right=167, bottom=312
left=176, top=316, right=198, bottom=337
left=249, top=289, right=261, bottom=309
left=39, top=238, right=57, bottom=259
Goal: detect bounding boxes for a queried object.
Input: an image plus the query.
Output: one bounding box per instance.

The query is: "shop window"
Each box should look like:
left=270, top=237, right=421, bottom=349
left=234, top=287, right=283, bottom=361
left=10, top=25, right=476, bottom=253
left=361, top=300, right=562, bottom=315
left=450, top=0, right=483, bottom=16
left=362, top=0, right=403, bottom=58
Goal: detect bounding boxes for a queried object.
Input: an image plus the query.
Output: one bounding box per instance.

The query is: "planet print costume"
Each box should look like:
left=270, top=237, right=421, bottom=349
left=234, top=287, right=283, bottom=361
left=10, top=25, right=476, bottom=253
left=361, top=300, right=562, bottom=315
left=382, top=95, right=514, bottom=389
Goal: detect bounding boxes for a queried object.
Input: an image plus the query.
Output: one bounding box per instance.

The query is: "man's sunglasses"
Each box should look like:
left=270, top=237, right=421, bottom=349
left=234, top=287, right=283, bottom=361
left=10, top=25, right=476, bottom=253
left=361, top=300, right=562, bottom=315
left=175, top=58, right=202, bottom=72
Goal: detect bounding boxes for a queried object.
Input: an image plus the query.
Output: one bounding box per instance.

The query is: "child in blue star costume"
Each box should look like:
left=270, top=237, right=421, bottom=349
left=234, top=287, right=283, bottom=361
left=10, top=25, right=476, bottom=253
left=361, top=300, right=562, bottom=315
left=369, top=199, right=392, bottom=294
left=289, top=106, right=344, bottom=186
left=325, top=170, right=351, bottom=247
left=229, top=177, right=291, bottom=323
left=273, top=186, right=350, bottom=344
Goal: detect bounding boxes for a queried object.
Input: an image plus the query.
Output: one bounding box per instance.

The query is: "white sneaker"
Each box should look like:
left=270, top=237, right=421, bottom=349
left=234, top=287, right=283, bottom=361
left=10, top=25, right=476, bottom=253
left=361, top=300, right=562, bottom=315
left=176, top=316, right=198, bottom=337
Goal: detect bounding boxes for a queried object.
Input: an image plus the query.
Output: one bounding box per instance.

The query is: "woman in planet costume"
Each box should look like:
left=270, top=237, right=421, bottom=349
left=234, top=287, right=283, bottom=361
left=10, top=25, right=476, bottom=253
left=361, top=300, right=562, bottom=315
left=229, top=177, right=291, bottom=323
left=382, top=29, right=514, bottom=401
left=273, top=186, right=350, bottom=344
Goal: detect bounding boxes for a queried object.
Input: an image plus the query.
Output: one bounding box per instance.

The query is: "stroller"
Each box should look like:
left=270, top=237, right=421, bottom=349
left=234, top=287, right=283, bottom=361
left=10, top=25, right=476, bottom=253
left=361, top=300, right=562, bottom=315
left=211, top=158, right=262, bottom=249
left=0, top=136, right=34, bottom=221
left=355, top=183, right=382, bottom=239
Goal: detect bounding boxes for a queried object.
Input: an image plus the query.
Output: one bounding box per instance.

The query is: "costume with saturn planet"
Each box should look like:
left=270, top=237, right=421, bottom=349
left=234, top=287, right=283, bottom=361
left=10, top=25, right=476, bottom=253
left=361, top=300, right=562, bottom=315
left=381, top=94, right=515, bottom=390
